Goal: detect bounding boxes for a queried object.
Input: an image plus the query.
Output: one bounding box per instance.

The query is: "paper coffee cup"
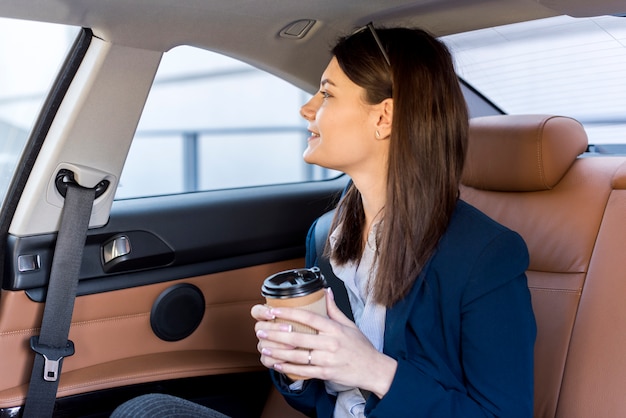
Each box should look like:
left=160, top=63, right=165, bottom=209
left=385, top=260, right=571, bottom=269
left=261, top=267, right=327, bottom=379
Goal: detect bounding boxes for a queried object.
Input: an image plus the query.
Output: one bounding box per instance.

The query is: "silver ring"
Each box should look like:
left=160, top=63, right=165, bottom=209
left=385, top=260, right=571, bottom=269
left=307, top=349, right=312, bottom=365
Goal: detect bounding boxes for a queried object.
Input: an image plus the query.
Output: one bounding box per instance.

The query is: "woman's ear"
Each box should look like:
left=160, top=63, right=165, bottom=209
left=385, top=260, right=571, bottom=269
left=374, top=98, right=393, bottom=139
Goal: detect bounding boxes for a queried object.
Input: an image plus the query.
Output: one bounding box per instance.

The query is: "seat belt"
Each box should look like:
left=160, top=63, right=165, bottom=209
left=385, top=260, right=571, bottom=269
left=22, top=171, right=103, bottom=418
left=313, top=210, right=354, bottom=322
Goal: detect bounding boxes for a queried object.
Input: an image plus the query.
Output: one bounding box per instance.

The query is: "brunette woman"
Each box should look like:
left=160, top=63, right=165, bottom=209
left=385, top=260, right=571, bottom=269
left=251, top=25, right=536, bottom=418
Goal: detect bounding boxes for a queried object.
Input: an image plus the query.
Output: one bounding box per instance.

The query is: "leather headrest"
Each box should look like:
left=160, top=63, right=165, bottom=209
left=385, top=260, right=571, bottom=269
left=462, top=115, right=588, bottom=192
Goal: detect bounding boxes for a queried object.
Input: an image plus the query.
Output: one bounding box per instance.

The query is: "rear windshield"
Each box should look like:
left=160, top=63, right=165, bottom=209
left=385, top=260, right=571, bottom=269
left=443, top=15, right=626, bottom=153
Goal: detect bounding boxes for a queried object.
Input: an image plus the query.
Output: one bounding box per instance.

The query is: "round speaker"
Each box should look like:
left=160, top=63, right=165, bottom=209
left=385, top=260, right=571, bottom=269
left=150, top=283, right=205, bottom=342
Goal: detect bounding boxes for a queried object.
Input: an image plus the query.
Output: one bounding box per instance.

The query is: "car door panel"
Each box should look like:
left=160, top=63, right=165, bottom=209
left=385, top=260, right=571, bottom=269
left=0, top=264, right=283, bottom=403
left=0, top=177, right=345, bottom=413
left=7, top=179, right=345, bottom=297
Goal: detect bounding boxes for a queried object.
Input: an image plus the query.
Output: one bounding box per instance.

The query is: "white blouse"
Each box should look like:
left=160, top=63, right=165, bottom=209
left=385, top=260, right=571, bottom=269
left=288, top=223, right=386, bottom=418
left=325, top=223, right=386, bottom=418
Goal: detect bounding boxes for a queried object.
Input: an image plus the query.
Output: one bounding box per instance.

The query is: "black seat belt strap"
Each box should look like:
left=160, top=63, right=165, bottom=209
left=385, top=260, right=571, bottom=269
left=22, top=179, right=98, bottom=418
left=313, top=210, right=354, bottom=322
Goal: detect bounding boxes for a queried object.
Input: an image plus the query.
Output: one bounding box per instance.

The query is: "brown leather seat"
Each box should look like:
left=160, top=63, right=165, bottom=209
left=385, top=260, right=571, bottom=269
left=263, top=114, right=626, bottom=417
left=461, top=114, right=626, bottom=417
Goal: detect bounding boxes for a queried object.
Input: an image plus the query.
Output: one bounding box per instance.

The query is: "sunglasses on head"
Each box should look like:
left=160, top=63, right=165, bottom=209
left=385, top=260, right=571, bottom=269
left=352, top=22, right=391, bottom=67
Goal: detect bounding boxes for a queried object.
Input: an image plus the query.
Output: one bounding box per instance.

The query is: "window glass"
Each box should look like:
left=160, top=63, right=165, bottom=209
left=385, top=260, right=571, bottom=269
left=443, top=15, right=626, bottom=151
left=0, top=18, right=79, bottom=203
left=116, top=46, right=337, bottom=199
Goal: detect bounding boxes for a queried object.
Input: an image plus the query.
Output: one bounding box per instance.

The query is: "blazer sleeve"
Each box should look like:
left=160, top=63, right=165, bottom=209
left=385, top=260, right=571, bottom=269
left=304, top=216, right=318, bottom=269
left=366, top=230, right=536, bottom=418
left=270, top=372, right=336, bottom=418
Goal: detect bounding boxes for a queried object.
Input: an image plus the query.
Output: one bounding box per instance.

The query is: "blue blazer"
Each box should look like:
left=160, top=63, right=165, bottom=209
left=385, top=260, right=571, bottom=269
left=273, top=199, right=536, bottom=417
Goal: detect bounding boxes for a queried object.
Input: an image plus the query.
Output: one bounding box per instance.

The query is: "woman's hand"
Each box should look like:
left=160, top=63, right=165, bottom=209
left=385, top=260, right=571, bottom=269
left=250, top=301, right=297, bottom=373
left=250, top=288, right=397, bottom=398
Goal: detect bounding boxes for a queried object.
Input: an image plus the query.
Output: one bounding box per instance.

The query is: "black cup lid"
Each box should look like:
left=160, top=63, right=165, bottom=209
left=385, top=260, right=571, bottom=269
left=261, top=267, right=326, bottom=298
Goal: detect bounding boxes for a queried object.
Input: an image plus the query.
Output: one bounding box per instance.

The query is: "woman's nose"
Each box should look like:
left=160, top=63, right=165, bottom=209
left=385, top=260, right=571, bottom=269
left=300, top=96, right=318, bottom=121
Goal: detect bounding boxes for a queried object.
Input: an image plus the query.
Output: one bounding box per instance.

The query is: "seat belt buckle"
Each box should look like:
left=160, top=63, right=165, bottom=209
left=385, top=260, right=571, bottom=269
left=29, top=336, right=75, bottom=382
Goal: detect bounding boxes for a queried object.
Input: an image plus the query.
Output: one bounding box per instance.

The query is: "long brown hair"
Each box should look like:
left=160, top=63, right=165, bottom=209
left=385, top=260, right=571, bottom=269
left=329, top=27, right=468, bottom=307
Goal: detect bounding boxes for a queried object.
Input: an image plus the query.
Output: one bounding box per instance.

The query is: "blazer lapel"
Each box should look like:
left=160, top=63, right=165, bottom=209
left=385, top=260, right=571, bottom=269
left=383, top=257, right=433, bottom=358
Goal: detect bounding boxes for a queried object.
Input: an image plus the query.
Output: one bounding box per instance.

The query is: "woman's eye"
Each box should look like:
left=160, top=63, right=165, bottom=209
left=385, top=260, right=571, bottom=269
left=320, top=91, right=331, bottom=99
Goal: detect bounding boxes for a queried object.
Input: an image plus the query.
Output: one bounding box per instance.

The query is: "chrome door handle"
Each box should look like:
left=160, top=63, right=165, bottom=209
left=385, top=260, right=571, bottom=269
left=102, top=235, right=131, bottom=264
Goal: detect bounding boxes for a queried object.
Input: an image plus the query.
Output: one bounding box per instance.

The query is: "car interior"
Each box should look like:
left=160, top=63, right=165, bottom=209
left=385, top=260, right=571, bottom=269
left=0, top=0, right=625, bottom=417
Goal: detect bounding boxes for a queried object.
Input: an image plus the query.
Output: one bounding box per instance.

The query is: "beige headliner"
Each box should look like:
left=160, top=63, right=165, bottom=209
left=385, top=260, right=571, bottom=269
left=1, top=0, right=625, bottom=91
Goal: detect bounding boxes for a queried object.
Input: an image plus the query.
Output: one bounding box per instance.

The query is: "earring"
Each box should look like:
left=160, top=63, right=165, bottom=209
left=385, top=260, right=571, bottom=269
left=375, top=130, right=381, bottom=139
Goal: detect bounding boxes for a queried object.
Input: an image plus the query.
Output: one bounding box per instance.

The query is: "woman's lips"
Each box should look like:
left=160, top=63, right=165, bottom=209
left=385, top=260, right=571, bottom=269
left=307, top=131, right=320, bottom=141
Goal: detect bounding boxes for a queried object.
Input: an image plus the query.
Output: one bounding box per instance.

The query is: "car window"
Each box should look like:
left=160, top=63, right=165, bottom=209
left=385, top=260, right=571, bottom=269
left=0, top=18, right=79, bottom=204
left=116, top=46, right=338, bottom=199
left=443, top=15, right=626, bottom=153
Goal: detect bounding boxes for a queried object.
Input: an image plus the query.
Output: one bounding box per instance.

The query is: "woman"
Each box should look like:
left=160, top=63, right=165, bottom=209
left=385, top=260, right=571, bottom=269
left=250, top=25, right=536, bottom=417
left=112, top=24, right=535, bottom=418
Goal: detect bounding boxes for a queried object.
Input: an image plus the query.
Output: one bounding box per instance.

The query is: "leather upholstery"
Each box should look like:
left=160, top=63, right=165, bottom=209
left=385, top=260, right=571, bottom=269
left=461, top=114, right=626, bottom=417
left=462, top=115, right=588, bottom=192
left=555, top=161, right=626, bottom=418
left=0, top=259, right=303, bottom=408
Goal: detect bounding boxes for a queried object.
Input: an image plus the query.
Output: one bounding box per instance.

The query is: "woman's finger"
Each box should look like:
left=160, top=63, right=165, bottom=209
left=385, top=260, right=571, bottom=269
left=268, top=306, right=336, bottom=335
left=258, top=347, right=286, bottom=370
left=262, top=346, right=314, bottom=366
left=324, top=287, right=355, bottom=327
left=256, top=323, right=326, bottom=351
left=254, top=319, right=293, bottom=333
left=250, top=303, right=275, bottom=321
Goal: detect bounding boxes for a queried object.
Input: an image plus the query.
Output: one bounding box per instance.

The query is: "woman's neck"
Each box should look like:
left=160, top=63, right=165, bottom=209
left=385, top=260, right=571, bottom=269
left=352, top=175, right=386, bottom=244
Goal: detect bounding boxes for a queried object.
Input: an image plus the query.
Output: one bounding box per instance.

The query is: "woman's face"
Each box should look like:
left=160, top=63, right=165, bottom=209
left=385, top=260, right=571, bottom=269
left=300, top=57, right=389, bottom=178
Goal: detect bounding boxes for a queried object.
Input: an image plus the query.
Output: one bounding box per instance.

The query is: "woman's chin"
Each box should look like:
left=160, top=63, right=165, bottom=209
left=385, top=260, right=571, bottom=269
left=303, top=148, right=339, bottom=171
left=302, top=148, right=317, bottom=165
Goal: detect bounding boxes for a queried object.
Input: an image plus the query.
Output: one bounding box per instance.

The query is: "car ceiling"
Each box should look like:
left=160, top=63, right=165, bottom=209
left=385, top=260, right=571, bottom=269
left=1, top=0, right=625, bottom=92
